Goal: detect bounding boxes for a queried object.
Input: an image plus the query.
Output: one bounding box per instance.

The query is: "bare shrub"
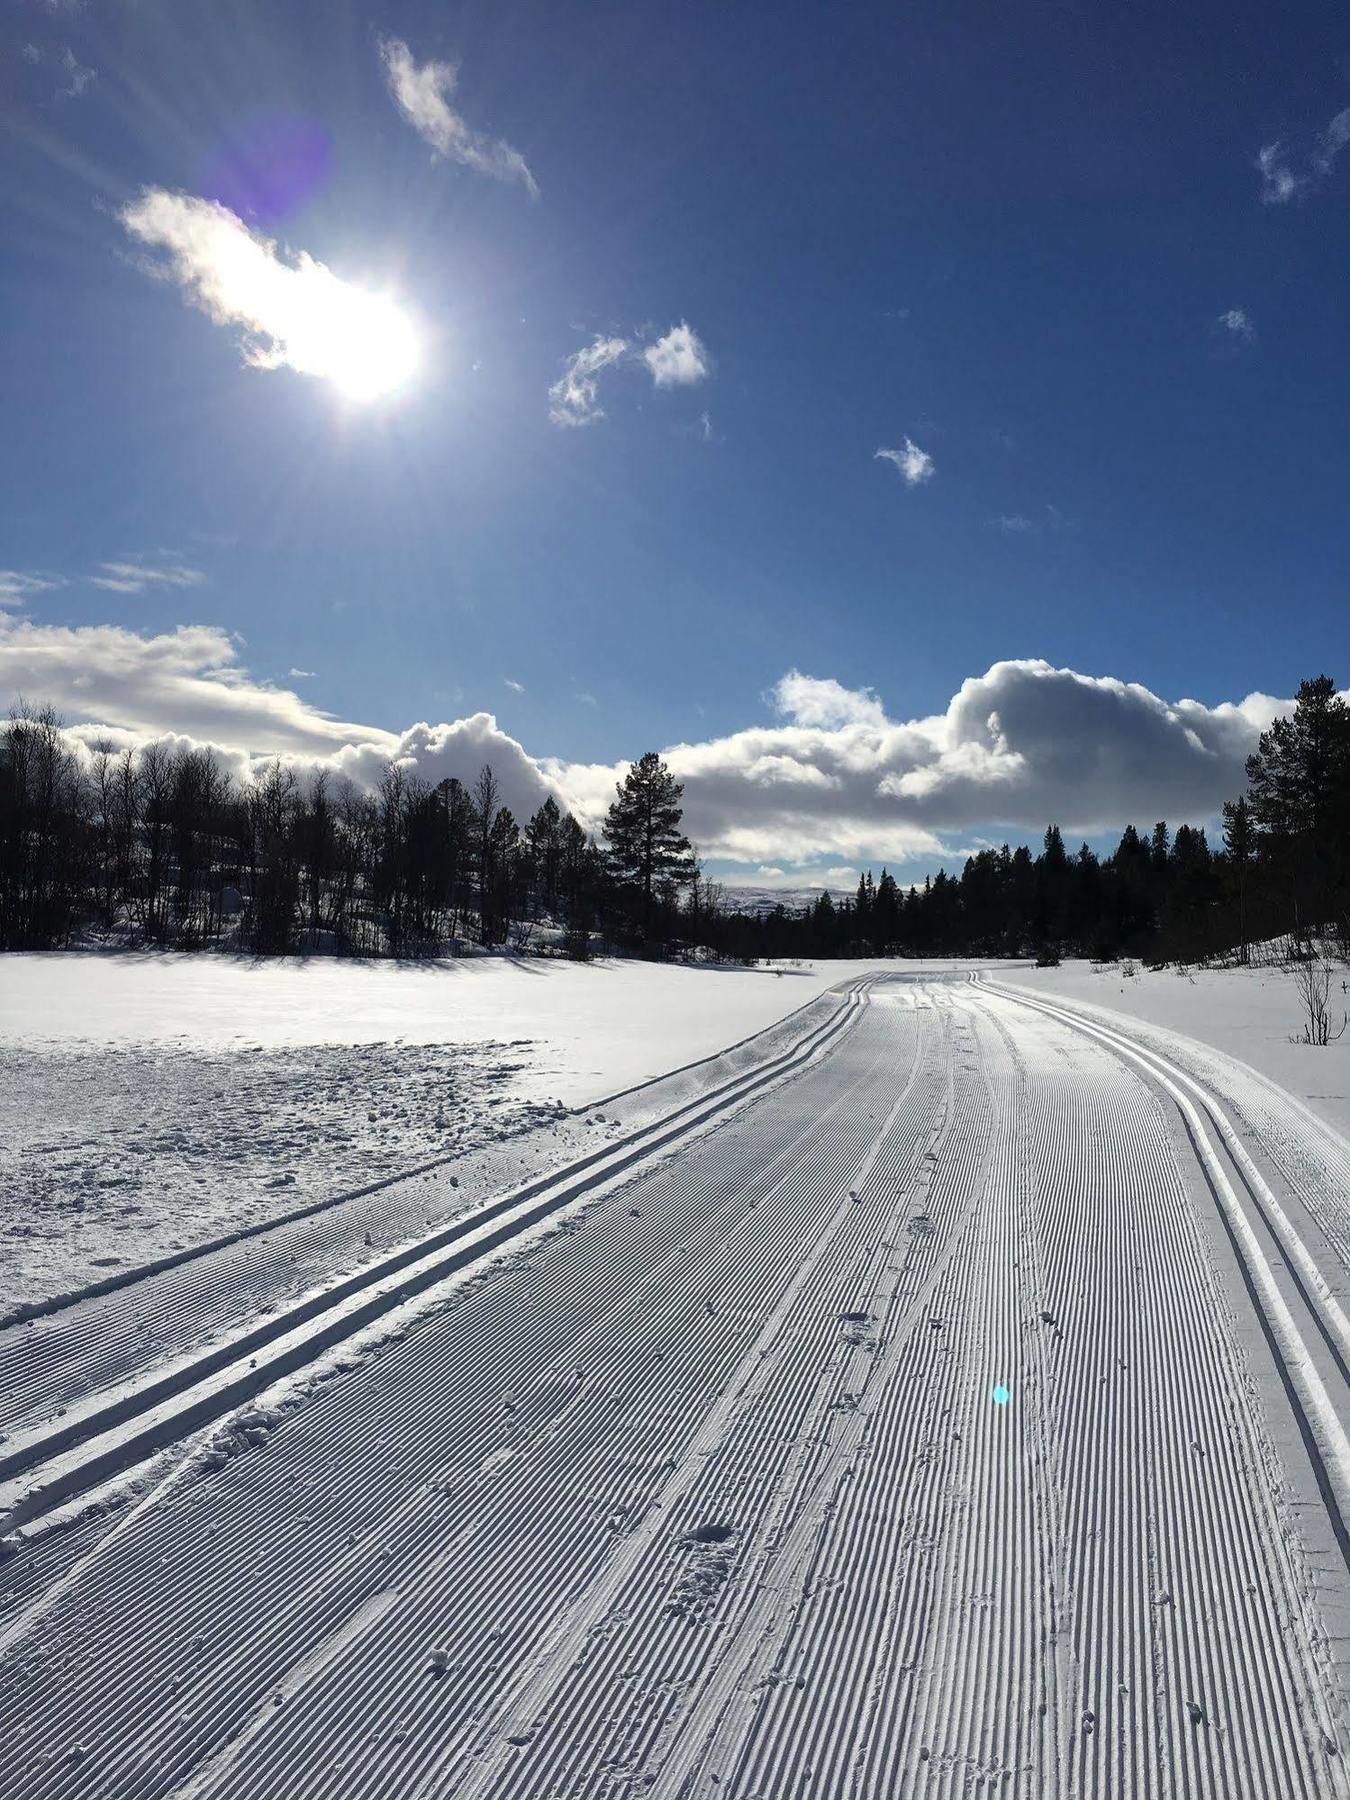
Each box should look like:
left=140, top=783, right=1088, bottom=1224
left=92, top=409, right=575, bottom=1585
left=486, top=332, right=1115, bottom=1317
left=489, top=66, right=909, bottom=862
left=1290, top=952, right=1349, bottom=1046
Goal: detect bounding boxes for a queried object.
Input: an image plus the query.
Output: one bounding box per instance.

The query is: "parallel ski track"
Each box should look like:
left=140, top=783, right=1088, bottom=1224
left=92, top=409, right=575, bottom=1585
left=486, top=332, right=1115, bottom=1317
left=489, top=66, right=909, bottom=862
left=988, top=976, right=1350, bottom=1334
left=979, top=977, right=1350, bottom=1549
left=0, top=978, right=874, bottom=1515
left=2, top=982, right=1346, bottom=1798
left=0, top=994, right=927, bottom=1796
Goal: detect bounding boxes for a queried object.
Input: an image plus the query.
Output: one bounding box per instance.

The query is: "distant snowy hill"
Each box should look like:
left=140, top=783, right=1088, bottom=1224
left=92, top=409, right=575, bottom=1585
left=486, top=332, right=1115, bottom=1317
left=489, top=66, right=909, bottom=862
left=720, top=884, right=836, bottom=916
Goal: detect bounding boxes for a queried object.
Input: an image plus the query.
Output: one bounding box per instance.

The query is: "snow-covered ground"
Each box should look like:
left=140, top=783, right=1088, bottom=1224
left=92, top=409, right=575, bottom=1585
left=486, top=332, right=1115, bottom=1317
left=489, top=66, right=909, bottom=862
left=7, top=973, right=1350, bottom=1796
left=1005, top=956, right=1350, bottom=1140
left=11, top=948, right=1341, bottom=1324
left=0, top=952, right=884, bottom=1312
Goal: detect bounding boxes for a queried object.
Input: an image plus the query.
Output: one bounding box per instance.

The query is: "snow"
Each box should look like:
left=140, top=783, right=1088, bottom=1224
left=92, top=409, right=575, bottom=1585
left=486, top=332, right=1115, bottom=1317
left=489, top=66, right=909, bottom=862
left=11, top=947, right=1342, bottom=1324
left=0, top=951, right=864, bottom=1080
left=1004, top=957, right=1350, bottom=1141
left=0, top=952, right=879, bottom=1313
left=6, top=966, right=1350, bottom=1793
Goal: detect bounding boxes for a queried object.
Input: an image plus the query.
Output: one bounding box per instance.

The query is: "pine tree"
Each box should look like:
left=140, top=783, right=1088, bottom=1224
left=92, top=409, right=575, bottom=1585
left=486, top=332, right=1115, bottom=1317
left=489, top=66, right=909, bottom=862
left=602, top=751, right=696, bottom=944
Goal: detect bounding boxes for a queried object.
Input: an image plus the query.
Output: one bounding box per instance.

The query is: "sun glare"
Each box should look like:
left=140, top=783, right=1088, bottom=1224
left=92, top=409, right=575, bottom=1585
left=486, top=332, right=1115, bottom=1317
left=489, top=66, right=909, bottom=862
left=309, top=285, right=422, bottom=402
left=118, top=189, right=423, bottom=404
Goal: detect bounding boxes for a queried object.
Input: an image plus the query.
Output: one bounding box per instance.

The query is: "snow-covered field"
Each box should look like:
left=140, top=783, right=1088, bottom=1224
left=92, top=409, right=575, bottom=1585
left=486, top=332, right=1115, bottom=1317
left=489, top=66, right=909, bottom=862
left=0, top=953, right=883, bottom=1312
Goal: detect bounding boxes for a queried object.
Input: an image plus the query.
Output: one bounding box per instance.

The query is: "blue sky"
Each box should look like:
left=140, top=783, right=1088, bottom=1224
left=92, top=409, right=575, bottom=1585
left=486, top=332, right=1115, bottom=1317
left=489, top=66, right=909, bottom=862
left=3, top=0, right=1349, bottom=884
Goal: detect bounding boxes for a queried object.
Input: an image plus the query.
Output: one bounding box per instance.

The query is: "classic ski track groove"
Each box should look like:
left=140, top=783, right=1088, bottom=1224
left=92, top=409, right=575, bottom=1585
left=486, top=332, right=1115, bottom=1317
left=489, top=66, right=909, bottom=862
left=0, top=980, right=875, bottom=1533
left=2, top=979, right=1348, bottom=1799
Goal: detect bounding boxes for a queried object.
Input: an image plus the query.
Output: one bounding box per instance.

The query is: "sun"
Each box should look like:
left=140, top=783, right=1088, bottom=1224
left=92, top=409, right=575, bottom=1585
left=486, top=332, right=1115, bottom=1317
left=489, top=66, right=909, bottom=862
left=312, top=286, right=422, bottom=403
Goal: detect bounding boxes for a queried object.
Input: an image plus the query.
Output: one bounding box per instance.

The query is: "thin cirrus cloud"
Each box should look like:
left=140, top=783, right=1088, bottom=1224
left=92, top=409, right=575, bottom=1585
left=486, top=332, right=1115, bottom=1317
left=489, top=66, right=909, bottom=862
left=91, top=559, right=206, bottom=595
left=118, top=189, right=420, bottom=401
left=379, top=38, right=538, bottom=199
left=1, top=613, right=1301, bottom=874
left=875, top=440, right=934, bottom=487
left=0, top=570, right=64, bottom=609
left=549, top=325, right=711, bottom=427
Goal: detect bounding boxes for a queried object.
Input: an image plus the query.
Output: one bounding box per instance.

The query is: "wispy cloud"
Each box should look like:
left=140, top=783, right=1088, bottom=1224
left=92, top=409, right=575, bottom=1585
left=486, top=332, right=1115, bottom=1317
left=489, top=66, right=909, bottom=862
left=504, top=677, right=525, bottom=694
left=1256, top=141, right=1304, bottom=205
left=1257, top=106, right=1350, bottom=203
left=987, top=505, right=1069, bottom=536
left=548, top=335, right=629, bottom=427
left=58, top=45, right=94, bottom=97
left=288, top=667, right=315, bottom=679
left=875, top=439, right=934, bottom=487
left=1214, top=306, right=1256, bottom=353
left=20, top=40, right=95, bottom=97
left=1315, top=107, right=1350, bottom=175
left=549, top=323, right=714, bottom=427
left=642, top=322, right=710, bottom=389
left=379, top=38, right=538, bottom=198
left=118, top=189, right=419, bottom=399
left=0, top=570, right=63, bottom=609
left=90, top=558, right=206, bottom=595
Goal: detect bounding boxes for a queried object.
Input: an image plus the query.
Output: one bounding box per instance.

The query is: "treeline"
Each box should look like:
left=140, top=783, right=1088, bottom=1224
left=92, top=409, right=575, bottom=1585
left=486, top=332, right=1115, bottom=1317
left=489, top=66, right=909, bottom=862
left=0, top=720, right=705, bottom=957
left=2, top=675, right=1347, bottom=965
left=696, top=676, right=1350, bottom=966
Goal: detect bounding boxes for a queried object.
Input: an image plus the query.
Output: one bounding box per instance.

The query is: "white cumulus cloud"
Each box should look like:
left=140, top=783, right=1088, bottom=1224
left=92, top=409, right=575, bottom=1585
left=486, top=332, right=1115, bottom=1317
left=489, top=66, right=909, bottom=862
left=876, top=439, right=934, bottom=487
left=2, top=617, right=1303, bottom=873
left=379, top=38, right=537, bottom=198
left=773, top=671, right=888, bottom=730
left=642, top=322, right=710, bottom=388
